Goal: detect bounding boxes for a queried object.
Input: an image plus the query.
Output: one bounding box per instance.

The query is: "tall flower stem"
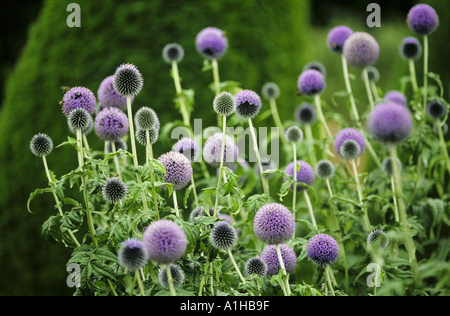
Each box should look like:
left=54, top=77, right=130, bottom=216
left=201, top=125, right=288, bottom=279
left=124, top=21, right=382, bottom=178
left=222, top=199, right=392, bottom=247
left=211, top=58, right=222, bottom=128
left=325, top=266, right=335, bottom=296
left=362, top=67, right=375, bottom=110
left=292, top=145, right=298, bottom=238
left=227, top=249, right=246, bottom=285
left=166, top=264, right=177, bottom=296
left=391, top=176, right=400, bottom=223
left=303, top=190, right=317, bottom=229
left=314, top=95, right=333, bottom=141
left=248, top=118, right=269, bottom=194
left=171, top=61, right=191, bottom=128
left=269, top=98, right=289, bottom=150
left=213, top=115, right=227, bottom=218
left=350, top=159, right=371, bottom=232
left=82, top=134, right=91, bottom=153
left=305, top=124, right=317, bottom=166
left=110, top=141, right=122, bottom=179
left=190, top=175, right=200, bottom=207
left=436, top=119, right=450, bottom=176
left=370, top=81, right=381, bottom=102
left=409, top=59, right=419, bottom=93
left=275, top=244, right=291, bottom=296
left=136, top=270, right=146, bottom=296
left=173, top=190, right=180, bottom=217
left=422, top=35, right=429, bottom=126
left=146, top=130, right=160, bottom=220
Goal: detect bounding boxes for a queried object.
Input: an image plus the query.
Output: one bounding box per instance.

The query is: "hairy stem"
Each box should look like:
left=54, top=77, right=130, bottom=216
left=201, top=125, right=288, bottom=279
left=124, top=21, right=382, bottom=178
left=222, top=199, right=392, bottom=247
left=213, top=115, right=227, bottom=217
left=305, top=124, right=317, bottom=166
left=303, top=190, right=317, bottom=229
left=269, top=98, right=290, bottom=150
left=362, top=67, right=375, bottom=110
left=422, top=35, right=429, bottom=126
left=326, top=265, right=335, bottom=296
left=166, top=264, right=177, bottom=296
left=275, top=244, right=291, bottom=296
left=409, top=59, right=419, bottom=94
left=249, top=118, right=269, bottom=194
left=110, top=141, right=122, bottom=179
left=351, top=159, right=371, bottom=232
left=292, top=145, right=297, bottom=238
left=172, top=61, right=191, bottom=128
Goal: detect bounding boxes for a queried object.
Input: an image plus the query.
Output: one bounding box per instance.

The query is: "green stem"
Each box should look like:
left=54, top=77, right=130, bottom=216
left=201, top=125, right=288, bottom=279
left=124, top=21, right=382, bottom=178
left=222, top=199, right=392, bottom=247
left=350, top=159, right=371, bottom=232
left=135, top=270, right=146, bottom=296
left=422, top=35, right=429, bottom=126
left=391, top=176, right=400, bottom=223
left=303, top=190, right=317, bottom=229
left=211, top=58, right=222, bottom=128
left=107, top=279, right=118, bottom=296
left=248, top=118, right=269, bottom=194
left=269, top=98, right=290, bottom=150
left=190, top=175, right=199, bottom=208
left=362, top=67, right=375, bottom=110
left=305, top=124, right=317, bottom=166
left=227, top=248, right=246, bottom=284
left=292, top=145, right=297, bottom=238
left=314, top=94, right=333, bottom=140
left=147, top=131, right=159, bottom=219
left=370, top=81, right=380, bottom=102
left=173, top=189, right=180, bottom=217
left=436, top=119, right=450, bottom=176
left=82, top=134, right=90, bottom=153
left=326, top=266, right=335, bottom=296
left=275, top=244, right=291, bottom=296
left=172, top=61, right=191, bottom=127
left=166, top=264, right=177, bottom=296
left=409, top=59, right=419, bottom=94
left=213, top=115, right=227, bottom=217
left=110, top=141, right=122, bottom=179
left=341, top=54, right=360, bottom=122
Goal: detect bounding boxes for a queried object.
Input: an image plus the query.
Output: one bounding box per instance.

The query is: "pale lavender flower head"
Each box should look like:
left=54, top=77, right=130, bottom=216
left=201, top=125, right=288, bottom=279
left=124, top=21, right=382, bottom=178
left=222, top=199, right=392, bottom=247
left=143, top=219, right=187, bottom=264
left=261, top=244, right=296, bottom=276
left=253, top=203, right=295, bottom=244
left=298, top=70, right=326, bottom=96
left=62, top=86, right=96, bottom=117
left=334, top=128, right=365, bottom=159
left=158, top=151, right=193, bottom=190
left=284, top=160, right=315, bottom=191
left=118, top=239, right=148, bottom=272
left=196, top=27, right=228, bottom=60
left=307, top=233, right=339, bottom=267
left=97, top=75, right=133, bottom=111
left=235, top=89, right=262, bottom=119
left=407, top=4, right=439, bottom=36
left=173, top=137, right=200, bottom=162
left=399, top=37, right=422, bottom=61
left=203, top=132, right=238, bottom=168
left=327, top=26, right=353, bottom=54
left=385, top=90, right=407, bottom=107
left=368, top=102, right=413, bottom=144
left=343, top=32, right=380, bottom=68
left=94, top=107, right=129, bottom=141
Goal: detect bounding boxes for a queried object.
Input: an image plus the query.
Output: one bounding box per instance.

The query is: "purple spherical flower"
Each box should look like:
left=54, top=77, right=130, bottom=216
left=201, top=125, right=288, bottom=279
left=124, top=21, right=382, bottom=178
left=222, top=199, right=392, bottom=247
left=407, top=4, right=439, bottom=36
left=196, top=27, right=228, bottom=60
left=253, top=203, right=295, bottom=244
left=334, top=128, right=365, bottom=159
left=203, top=132, right=238, bottom=168
left=284, top=160, right=315, bottom=192
left=385, top=90, right=407, bottom=107
left=173, top=137, right=200, bottom=162
left=260, top=244, right=296, bottom=276
left=118, top=238, right=148, bottom=272
left=235, top=89, right=262, bottom=119
left=158, top=151, right=193, bottom=190
left=97, top=75, right=134, bottom=111
left=307, top=233, right=339, bottom=266
left=399, top=37, right=422, bottom=61
left=298, top=70, right=326, bottom=96
left=327, top=26, right=353, bottom=54
left=94, top=107, right=129, bottom=141
left=368, top=102, right=413, bottom=144
left=61, top=86, right=96, bottom=117
left=343, top=32, right=380, bottom=68
left=143, top=219, right=187, bottom=264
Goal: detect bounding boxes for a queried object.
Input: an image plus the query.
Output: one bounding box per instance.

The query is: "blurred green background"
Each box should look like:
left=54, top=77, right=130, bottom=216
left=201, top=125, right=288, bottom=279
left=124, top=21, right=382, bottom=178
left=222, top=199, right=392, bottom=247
left=0, top=0, right=447, bottom=295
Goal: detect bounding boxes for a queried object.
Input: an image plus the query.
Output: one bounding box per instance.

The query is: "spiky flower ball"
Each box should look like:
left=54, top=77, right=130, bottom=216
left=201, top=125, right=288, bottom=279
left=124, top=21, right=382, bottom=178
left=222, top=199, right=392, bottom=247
left=261, top=82, right=280, bottom=100
left=298, top=69, right=326, bottom=96
left=68, top=107, right=92, bottom=131
left=303, top=61, right=327, bottom=78
left=113, top=63, right=144, bottom=96
left=307, top=233, right=339, bottom=267
left=315, top=159, right=335, bottom=179
left=426, top=100, right=447, bottom=120
left=340, top=140, right=362, bottom=160
left=343, top=32, right=380, bottom=68
left=368, top=102, right=413, bottom=144
left=334, top=128, right=365, bottom=159
left=367, top=229, right=390, bottom=250
left=260, top=244, right=296, bottom=276
left=158, top=264, right=185, bottom=290
left=69, top=112, right=94, bottom=135
left=235, top=89, right=262, bottom=119
left=209, top=221, right=238, bottom=251
left=407, top=4, right=439, bottom=36
left=97, top=75, right=133, bottom=111
left=385, top=90, right=407, bottom=107
left=399, top=37, right=422, bottom=61
left=143, top=219, right=187, bottom=264
left=327, top=25, right=353, bottom=54
left=94, top=107, right=129, bottom=142
left=135, top=107, right=158, bottom=131
left=244, top=256, right=267, bottom=277
left=285, top=126, right=303, bottom=144
left=253, top=203, right=295, bottom=245
left=118, top=239, right=148, bottom=272
left=295, top=102, right=317, bottom=125
left=173, top=137, right=200, bottom=162
left=102, top=177, right=128, bottom=204
left=284, top=160, right=315, bottom=191
left=363, top=66, right=380, bottom=83
left=158, top=151, right=193, bottom=190
left=136, top=128, right=159, bottom=146
left=189, top=206, right=215, bottom=223
left=30, top=133, right=53, bottom=157
left=61, top=86, right=96, bottom=117
left=162, top=43, right=185, bottom=63
left=203, top=132, right=238, bottom=168
left=213, top=91, right=235, bottom=116
left=105, top=139, right=128, bottom=155
left=381, top=156, right=402, bottom=177
left=196, top=27, right=227, bottom=60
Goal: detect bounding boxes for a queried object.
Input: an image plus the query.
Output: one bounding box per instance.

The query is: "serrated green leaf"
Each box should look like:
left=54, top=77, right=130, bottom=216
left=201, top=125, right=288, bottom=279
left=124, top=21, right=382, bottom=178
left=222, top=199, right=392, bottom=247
left=27, top=188, right=53, bottom=213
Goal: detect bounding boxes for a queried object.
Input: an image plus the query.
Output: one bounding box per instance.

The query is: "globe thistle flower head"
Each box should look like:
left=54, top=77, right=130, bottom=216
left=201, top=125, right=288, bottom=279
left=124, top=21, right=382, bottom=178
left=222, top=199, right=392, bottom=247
left=327, top=25, right=353, bottom=54
left=307, top=233, right=339, bottom=267
left=94, top=107, right=129, bottom=142
left=30, top=133, right=53, bottom=157
left=244, top=256, right=267, bottom=278
left=295, top=102, right=317, bottom=125
left=303, top=61, right=327, bottom=78
left=367, top=229, right=390, bottom=250
left=407, top=4, right=439, bottom=36
left=189, top=206, right=215, bottom=223
left=209, top=221, right=238, bottom=250
left=381, top=156, right=402, bottom=177
left=261, top=82, right=280, bottom=100
left=105, top=139, right=128, bottom=155
left=97, top=75, right=132, bottom=111
left=196, top=27, right=228, bottom=60
left=68, top=107, right=92, bottom=132
left=158, top=151, right=193, bottom=190
left=260, top=244, right=296, bottom=276
left=173, top=137, right=200, bottom=162
left=340, top=139, right=362, bottom=160
left=61, top=86, right=96, bottom=117
left=235, top=89, right=262, bottom=119
left=136, top=128, right=159, bottom=146
left=113, top=63, right=144, bottom=96
left=368, top=102, right=413, bottom=144
left=143, top=219, right=187, bottom=264
left=213, top=91, right=235, bottom=116
left=134, top=106, right=158, bottom=131
left=69, top=111, right=94, bottom=135
left=343, top=32, right=380, bottom=68
left=102, top=177, right=128, bottom=204
left=385, top=90, right=407, bottom=107
left=363, top=66, right=380, bottom=83
left=253, top=203, right=295, bottom=244
left=203, top=132, right=238, bottom=168
left=162, top=43, right=185, bottom=63
left=298, top=69, right=326, bottom=96
left=118, top=239, right=148, bottom=272
left=285, top=126, right=303, bottom=144
left=426, top=100, right=447, bottom=120
left=334, top=128, right=365, bottom=159
left=284, top=160, right=315, bottom=191
left=315, top=159, right=335, bottom=179
left=158, top=264, right=185, bottom=290
left=399, top=37, right=422, bottom=61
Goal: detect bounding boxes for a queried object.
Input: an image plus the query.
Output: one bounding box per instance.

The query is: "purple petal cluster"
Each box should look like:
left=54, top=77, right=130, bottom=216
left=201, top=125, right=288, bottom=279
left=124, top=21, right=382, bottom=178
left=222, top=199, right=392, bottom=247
left=343, top=32, right=380, bottom=68
left=260, top=244, right=296, bottom=276
left=407, top=4, right=439, bottom=36
left=158, top=151, right=193, bottom=190
left=399, top=37, right=422, bottom=61
left=334, top=128, right=365, bottom=158
left=307, top=233, right=339, bottom=266
left=253, top=203, right=295, bottom=244
left=298, top=70, right=326, bottom=96
left=118, top=238, right=148, bottom=272
left=385, top=90, right=407, bottom=107
left=97, top=75, right=133, bottom=111
left=94, top=107, right=129, bottom=141
left=284, top=160, right=315, bottom=191
left=203, top=132, right=238, bottom=168
left=327, top=26, right=353, bottom=54
left=62, top=86, right=96, bottom=117
left=235, top=89, right=262, bottom=119
left=196, top=27, right=228, bottom=60
left=174, top=137, right=200, bottom=162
